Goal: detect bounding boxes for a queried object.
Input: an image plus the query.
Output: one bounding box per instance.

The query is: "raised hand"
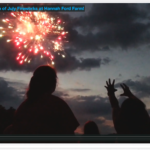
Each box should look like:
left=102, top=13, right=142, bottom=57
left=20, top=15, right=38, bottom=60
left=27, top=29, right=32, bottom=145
left=120, top=83, right=133, bottom=97
left=105, top=79, right=117, bottom=96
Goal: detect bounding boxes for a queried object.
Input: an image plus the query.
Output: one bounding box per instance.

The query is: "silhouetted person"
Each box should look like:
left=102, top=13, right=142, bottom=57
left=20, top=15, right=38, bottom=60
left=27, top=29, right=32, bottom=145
left=79, top=121, right=100, bottom=143
left=84, top=121, right=100, bottom=135
left=105, top=79, right=150, bottom=134
left=4, top=65, right=79, bottom=134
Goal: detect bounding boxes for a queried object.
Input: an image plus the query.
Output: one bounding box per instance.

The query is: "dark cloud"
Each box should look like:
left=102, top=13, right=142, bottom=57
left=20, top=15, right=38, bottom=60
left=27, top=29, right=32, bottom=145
left=102, top=46, right=110, bottom=51
left=0, top=77, right=23, bottom=109
left=53, top=90, right=69, bottom=97
left=79, top=58, right=101, bottom=70
left=65, top=4, right=150, bottom=53
left=54, top=53, right=101, bottom=72
left=69, top=88, right=91, bottom=92
left=77, top=4, right=147, bottom=27
left=115, top=77, right=150, bottom=99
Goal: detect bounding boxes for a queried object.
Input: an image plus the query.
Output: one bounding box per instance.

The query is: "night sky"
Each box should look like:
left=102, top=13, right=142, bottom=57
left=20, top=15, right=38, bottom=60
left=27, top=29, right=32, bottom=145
left=0, top=4, right=150, bottom=134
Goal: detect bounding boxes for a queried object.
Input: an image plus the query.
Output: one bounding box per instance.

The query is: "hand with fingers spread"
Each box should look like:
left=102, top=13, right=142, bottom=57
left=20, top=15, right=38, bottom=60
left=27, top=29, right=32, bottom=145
left=105, top=79, right=117, bottom=96
left=120, top=83, right=133, bottom=97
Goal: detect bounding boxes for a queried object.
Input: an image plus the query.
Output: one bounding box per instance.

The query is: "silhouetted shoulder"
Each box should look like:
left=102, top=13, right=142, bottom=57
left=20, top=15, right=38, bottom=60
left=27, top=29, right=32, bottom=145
left=49, top=95, right=79, bottom=133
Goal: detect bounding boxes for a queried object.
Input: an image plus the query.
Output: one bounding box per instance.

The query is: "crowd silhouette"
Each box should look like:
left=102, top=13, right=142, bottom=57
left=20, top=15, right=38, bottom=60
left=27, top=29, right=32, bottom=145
left=1, top=65, right=150, bottom=142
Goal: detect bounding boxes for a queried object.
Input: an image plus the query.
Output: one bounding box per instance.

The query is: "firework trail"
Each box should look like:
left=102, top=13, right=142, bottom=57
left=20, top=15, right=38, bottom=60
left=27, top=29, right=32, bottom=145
left=0, top=11, right=68, bottom=65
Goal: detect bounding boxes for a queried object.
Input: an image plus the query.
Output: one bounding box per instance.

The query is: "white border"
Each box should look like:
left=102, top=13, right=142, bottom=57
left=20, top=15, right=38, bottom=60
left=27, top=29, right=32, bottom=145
left=0, top=144, right=150, bottom=149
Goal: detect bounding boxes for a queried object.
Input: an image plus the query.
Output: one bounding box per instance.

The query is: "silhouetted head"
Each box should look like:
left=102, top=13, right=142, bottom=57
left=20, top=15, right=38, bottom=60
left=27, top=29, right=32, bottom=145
left=119, top=98, right=150, bottom=134
left=84, top=121, right=100, bottom=135
left=26, top=65, right=57, bottom=101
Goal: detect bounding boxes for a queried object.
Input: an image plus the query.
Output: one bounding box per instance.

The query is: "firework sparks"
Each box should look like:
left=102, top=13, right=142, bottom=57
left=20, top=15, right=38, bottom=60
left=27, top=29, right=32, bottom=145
left=0, top=12, right=68, bottom=65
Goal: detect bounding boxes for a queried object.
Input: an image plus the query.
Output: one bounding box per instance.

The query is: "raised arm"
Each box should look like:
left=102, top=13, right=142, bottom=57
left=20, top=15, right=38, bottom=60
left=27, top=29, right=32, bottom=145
left=105, top=79, right=121, bottom=133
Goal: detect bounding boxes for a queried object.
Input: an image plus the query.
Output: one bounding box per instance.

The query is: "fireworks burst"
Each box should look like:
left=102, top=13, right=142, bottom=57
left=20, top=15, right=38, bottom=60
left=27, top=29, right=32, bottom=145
left=0, top=11, right=68, bottom=65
